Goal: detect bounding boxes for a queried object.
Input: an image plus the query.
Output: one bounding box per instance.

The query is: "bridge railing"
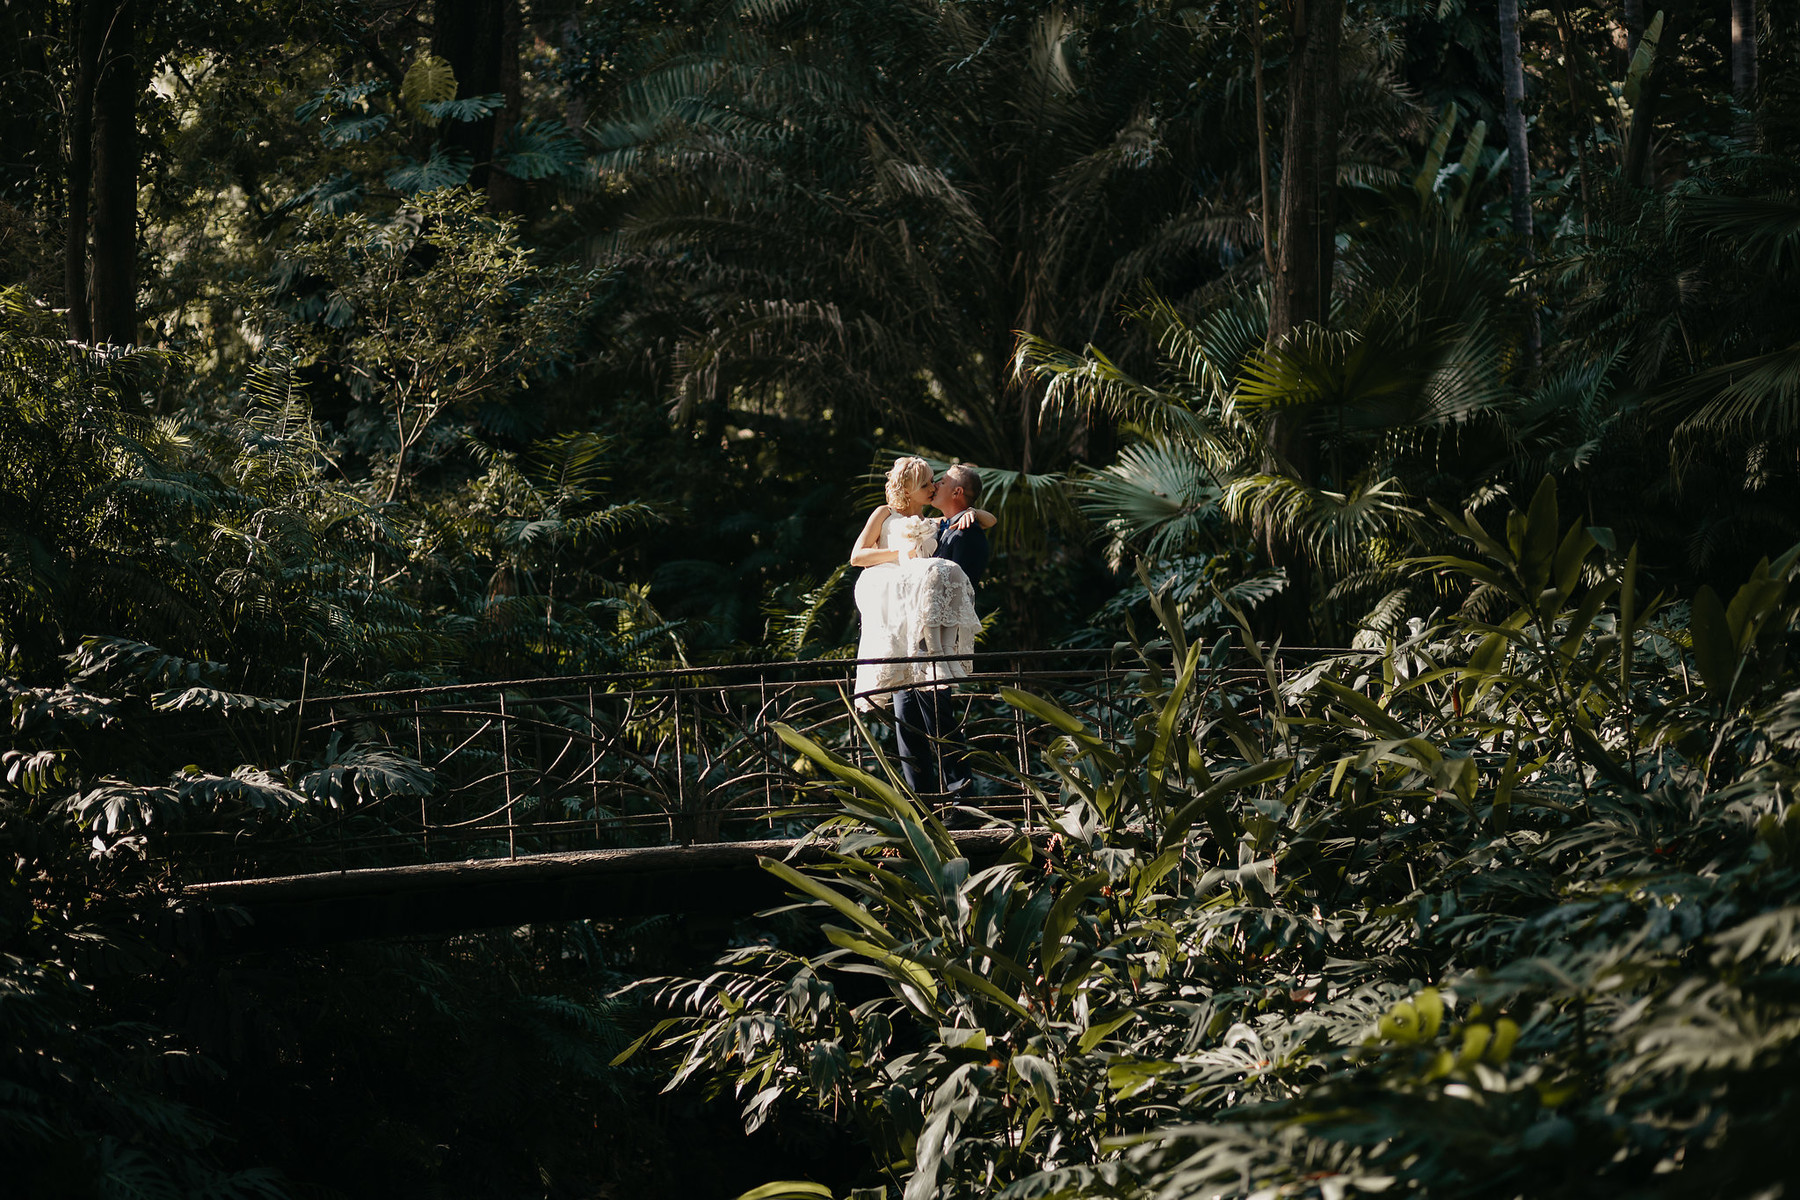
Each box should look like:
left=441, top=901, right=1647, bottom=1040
left=201, top=647, right=1319, bottom=878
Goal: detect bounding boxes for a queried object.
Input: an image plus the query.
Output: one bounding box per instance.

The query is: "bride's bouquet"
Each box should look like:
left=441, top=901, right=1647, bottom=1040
left=891, top=515, right=939, bottom=561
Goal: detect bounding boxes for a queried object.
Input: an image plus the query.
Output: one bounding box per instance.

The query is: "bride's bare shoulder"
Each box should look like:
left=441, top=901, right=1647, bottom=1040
left=856, top=504, right=894, bottom=538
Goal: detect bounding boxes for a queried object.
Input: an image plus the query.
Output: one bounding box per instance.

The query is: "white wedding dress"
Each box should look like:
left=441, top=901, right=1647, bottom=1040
left=852, top=514, right=981, bottom=710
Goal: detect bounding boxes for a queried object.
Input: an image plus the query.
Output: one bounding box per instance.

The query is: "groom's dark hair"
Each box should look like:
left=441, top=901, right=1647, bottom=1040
left=943, top=463, right=982, bottom=504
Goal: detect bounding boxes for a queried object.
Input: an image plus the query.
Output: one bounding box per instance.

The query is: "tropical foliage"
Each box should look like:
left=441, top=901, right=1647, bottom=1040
left=5, top=0, right=1800, bottom=1194
left=632, top=479, right=1800, bottom=1199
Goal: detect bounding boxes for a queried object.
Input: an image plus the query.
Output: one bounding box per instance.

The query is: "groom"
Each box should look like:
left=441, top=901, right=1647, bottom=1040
left=894, top=463, right=989, bottom=796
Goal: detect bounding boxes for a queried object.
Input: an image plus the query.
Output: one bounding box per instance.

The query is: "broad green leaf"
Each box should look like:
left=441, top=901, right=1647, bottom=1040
left=386, top=144, right=473, bottom=194
left=1468, top=631, right=1509, bottom=676
left=1725, top=560, right=1786, bottom=651
left=1149, top=640, right=1203, bottom=805
left=1011, top=1053, right=1058, bottom=1110
left=401, top=52, right=458, bottom=112
left=1445, top=119, right=1487, bottom=223
left=1134, top=845, right=1187, bottom=900
left=610, top=1018, right=679, bottom=1066
left=422, top=93, right=505, bottom=123
left=928, top=960, right=1034, bottom=1022
left=736, top=1183, right=834, bottom=1200
left=1689, top=585, right=1738, bottom=698
left=761, top=857, right=896, bottom=948
left=772, top=722, right=922, bottom=824
left=1549, top=521, right=1597, bottom=611
left=1622, top=11, right=1664, bottom=108
left=1107, top=1056, right=1178, bottom=1099
left=999, top=686, right=1089, bottom=736
left=823, top=927, right=939, bottom=1004
left=1416, top=103, right=1459, bottom=206
left=1558, top=580, right=1619, bottom=661
left=1414, top=987, right=1444, bottom=1038
left=1317, top=678, right=1411, bottom=738
left=1076, top=1010, right=1139, bottom=1054
left=1002, top=688, right=1124, bottom=773
left=1570, top=725, right=1638, bottom=791
left=494, top=118, right=587, bottom=180
left=1518, top=475, right=1560, bottom=593
left=1044, top=873, right=1108, bottom=974
left=1161, top=758, right=1292, bottom=850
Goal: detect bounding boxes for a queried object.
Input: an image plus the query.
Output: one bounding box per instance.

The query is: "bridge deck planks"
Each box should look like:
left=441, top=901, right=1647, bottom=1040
left=182, top=829, right=1037, bottom=949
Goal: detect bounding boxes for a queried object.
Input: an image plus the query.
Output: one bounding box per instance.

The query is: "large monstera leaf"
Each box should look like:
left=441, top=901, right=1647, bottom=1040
left=173, top=766, right=308, bottom=814
left=300, top=742, right=435, bottom=808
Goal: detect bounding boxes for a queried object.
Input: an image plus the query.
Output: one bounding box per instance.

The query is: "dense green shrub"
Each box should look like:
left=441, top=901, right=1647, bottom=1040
left=634, top=479, right=1800, bottom=1200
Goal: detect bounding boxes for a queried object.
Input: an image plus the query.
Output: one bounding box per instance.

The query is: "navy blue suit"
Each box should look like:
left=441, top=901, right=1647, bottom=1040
left=894, top=516, right=987, bottom=795
left=934, top=521, right=989, bottom=590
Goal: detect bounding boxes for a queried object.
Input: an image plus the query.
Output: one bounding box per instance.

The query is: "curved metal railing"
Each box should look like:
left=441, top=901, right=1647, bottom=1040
left=193, top=646, right=1334, bottom=878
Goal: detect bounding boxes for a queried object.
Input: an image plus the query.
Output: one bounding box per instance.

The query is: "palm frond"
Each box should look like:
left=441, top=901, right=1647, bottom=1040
left=1223, top=473, right=1424, bottom=573
left=1013, top=333, right=1219, bottom=448
left=1661, top=341, right=1800, bottom=442
left=1076, top=439, right=1223, bottom=569
left=1678, top=192, right=1800, bottom=276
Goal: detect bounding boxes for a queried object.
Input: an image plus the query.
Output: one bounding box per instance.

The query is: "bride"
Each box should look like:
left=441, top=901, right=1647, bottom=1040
left=849, top=456, right=994, bottom=710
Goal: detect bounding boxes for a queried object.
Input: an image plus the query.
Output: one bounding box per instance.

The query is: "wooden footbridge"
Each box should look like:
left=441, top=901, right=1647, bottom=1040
left=180, top=647, right=1305, bottom=946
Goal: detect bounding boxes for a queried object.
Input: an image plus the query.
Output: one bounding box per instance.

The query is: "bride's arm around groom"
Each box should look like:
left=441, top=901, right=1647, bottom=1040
left=931, top=463, right=990, bottom=587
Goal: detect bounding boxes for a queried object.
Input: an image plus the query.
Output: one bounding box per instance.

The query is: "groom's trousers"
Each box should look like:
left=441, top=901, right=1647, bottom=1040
left=894, top=687, right=969, bottom=795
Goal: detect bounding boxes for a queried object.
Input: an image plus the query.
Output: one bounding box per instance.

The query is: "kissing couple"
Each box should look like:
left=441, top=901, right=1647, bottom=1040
left=849, top=456, right=995, bottom=795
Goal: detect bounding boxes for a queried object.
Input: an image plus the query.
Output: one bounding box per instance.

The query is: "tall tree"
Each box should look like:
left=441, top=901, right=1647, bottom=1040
left=63, top=0, right=141, bottom=345
left=1263, top=0, right=1344, bottom=637
left=88, top=0, right=139, bottom=345
left=1499, top=0, right=1531, bottom=246
left=1623, top=11, right=1679, bottom=186
left=1624, top=0, right=1645, bottom=58
left=1499, top=0, right=1538, bottom=369
left=1731, top=0, right=1758, bottom=141
left=433, top=0, right=524, bottom=210
left=1267, top=0, right=1344, bottom=351
left=1249, top=4, right=1275, bottom=280
left=64, top=0, right=104, bottom=343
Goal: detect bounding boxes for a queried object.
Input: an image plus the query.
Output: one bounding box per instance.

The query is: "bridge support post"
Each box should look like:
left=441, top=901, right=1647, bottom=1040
left=415, top=700, right=428, bottom=858
left=588, top=688, right=601, bottom=847
left=673, top=675, right=688, bottom=845
left=500, top=690, right=516, bottom=859
left=759, top=676, right=772, bottom=829
left=1013, top=656, right=1030, bottom=826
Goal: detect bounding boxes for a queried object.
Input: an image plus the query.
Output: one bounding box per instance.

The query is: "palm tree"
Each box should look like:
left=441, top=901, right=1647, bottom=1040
left=1019, top=209, right=1534, bottom=642
left=586, top=0, right=1254, bottom=481
left=581, top=0, right=1439, bottom=641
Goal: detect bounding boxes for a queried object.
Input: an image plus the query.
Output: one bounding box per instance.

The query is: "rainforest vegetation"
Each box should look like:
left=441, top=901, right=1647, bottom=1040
left=6, top=0, right=1800, bottom=1196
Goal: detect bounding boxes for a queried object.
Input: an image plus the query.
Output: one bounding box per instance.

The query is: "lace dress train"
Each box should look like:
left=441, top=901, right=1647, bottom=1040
left=853, top=516, right=980, bottom=710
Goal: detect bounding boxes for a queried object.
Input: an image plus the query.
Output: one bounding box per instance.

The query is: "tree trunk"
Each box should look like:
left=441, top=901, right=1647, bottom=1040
left=1549, top=0, right=1593, bottom=230
left=1267, top=0, right=1343, bottom=349
left=1263, top=0, right=1343, bottom=641
left=1731, top=0, right=1757, bottom=142
left=89, top=0, right=139, bottom=345
left=1499, top=0, right=1540, bottom=371
left=1250, top=7, right=1274, bottom=280
left=1622, top=12, right=1679, bottom=187
left=64, top=0, right=106, bottom=343
left=488, top=0, right=526, bottom=213
left=1499, top=0, right=1532, bottom=246
left=1624, top=0, right=1644, bottom=60
left=434, top=0, right=508, bottom=193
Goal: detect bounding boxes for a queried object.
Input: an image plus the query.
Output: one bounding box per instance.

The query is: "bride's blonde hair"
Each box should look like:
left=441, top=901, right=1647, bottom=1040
left=884, top=456, right=932, bottom=509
